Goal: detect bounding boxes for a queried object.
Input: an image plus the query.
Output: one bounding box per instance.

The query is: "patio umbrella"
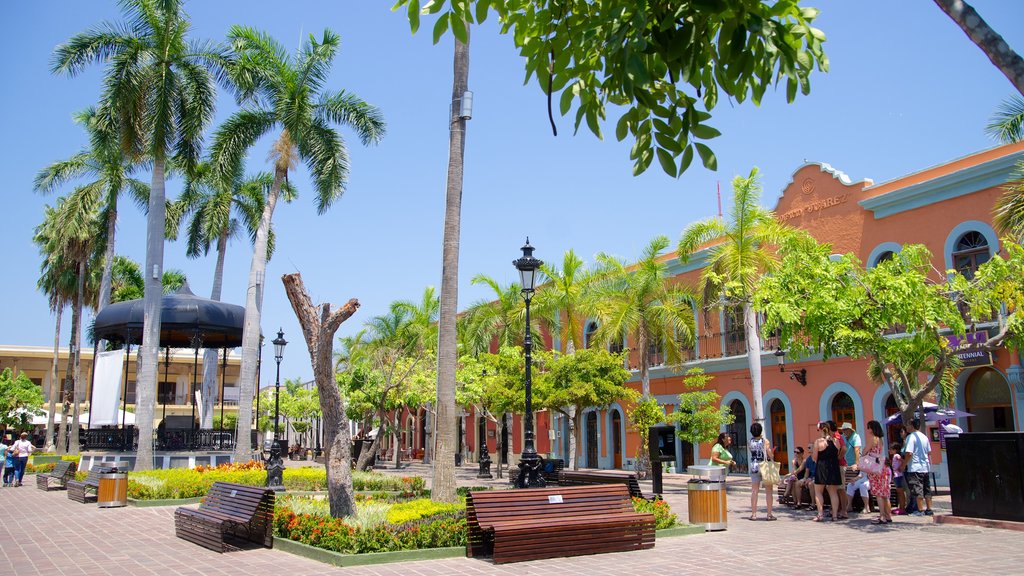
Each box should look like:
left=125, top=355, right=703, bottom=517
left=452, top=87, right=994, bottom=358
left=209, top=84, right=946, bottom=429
left=884, top=407, right=974, bottom=426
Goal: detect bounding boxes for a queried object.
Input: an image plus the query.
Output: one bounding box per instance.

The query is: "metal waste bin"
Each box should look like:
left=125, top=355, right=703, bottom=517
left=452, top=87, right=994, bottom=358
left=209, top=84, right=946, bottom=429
left=97, top=471, right=128, bottom=508
left=687, top=465, right=727, bottom=531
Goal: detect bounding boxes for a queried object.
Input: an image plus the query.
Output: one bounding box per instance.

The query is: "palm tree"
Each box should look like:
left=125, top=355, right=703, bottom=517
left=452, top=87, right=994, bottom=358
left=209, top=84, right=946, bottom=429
left=174, top=165, right=287, bottom=428
left=53, top=0, right=219, bottom=469
left=34, top=106, right=150, bottom=314
left=464, top=275, right=543, bottom=351
left=678, top=168, right=794, bottom=423
left=585, top=236, right=696, bottom=399
left=33, top=207, right=78, bottom=451
left=536, top=249, right=591, bottom=354
left=434, top=31, right=472, bottom=503
left=209, top=27, right=385, bottom=459
left=987, top=96, right=1024, bottom=241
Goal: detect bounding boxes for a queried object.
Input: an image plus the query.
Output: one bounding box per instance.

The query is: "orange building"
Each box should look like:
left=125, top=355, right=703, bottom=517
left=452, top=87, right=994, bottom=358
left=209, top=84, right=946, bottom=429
left=391, top=142, right=1024, bottom=487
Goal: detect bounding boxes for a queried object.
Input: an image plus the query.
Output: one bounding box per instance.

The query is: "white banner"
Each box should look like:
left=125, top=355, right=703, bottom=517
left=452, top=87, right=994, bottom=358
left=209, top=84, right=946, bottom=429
left=91, top=349, right=125, bottom=426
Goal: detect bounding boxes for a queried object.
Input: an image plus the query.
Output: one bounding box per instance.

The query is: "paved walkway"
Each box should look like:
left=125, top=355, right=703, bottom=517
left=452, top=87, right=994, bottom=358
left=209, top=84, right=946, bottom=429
left=1, top=463, right=1019, bottom=576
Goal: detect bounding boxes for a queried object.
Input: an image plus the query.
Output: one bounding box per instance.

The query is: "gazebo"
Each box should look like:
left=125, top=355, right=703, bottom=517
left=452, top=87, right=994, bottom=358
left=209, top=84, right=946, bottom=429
left=89, top=282, right=246, bottom=452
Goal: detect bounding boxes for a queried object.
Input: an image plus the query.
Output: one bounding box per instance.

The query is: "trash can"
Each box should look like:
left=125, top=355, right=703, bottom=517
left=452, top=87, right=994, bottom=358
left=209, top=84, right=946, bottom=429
left=97, top=471, right=129, bottom=508
left=687, top=465, right=727, bottom=531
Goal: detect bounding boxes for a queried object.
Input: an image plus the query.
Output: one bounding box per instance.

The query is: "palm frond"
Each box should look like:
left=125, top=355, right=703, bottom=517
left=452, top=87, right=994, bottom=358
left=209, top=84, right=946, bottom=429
left=986, top=95, right=1024, bottom=144
left=316, top=90, right=387, bottom=146
left=298, top=115, right=348, bottom=214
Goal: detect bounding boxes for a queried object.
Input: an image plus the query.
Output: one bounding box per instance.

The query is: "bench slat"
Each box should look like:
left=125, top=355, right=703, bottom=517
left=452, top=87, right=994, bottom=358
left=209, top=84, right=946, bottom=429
left=174, top=481, right=275, bottom=553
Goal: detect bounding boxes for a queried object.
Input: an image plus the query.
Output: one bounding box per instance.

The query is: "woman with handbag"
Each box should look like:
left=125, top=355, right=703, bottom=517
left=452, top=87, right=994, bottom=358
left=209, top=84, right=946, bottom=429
left=812, top=423, right=842, bottom=521
left=747, top=422, right=777, bottom=521
left=863, top=420, right=893, bottom=524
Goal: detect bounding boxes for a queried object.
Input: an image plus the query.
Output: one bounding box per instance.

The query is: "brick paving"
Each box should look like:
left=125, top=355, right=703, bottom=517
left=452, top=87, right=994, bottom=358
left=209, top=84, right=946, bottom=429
left=1, top=463, right=1020, bottom=576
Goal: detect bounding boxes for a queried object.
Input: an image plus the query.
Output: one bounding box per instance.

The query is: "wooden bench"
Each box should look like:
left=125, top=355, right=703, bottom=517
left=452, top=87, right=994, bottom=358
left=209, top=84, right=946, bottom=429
left=36, top=460, right=77, bottom=491
left=174, top=482, right=275, bottom=553
left=466, top=484, right=655, bottom=564
left=67, top=467, right=108, bottom=503
left=558, top=470, right=649, bottom=500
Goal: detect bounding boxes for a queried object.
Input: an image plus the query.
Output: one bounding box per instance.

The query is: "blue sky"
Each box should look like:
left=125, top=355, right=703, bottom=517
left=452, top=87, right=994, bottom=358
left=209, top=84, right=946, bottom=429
left=3, top=1, right=1023, bottom=385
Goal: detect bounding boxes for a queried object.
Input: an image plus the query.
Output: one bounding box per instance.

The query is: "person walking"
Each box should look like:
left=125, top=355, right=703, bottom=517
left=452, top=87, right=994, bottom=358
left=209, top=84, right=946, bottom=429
left=747, top=423, right=776, bottom=521
left=11, top=432, right=33, bottom=487
left=864, top=420, right=893, bottom=524
left=708, top=433, right=736, bottom=471
left=903, top=419, right=933, bottom=516
left=812, top=423, right=842, bottom=522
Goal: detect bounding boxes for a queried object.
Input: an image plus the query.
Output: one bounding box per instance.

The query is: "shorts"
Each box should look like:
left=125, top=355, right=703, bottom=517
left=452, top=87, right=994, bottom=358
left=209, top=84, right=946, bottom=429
left=750, top=461, right=764, bottom=482
left=906, top=472, right=931, bottom=500
left=893, top=475, right=905, bottom=489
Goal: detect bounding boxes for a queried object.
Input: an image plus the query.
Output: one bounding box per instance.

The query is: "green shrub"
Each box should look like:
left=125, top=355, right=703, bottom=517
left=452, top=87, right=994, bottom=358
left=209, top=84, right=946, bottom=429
left=632, top=497, right=677, bottom=529
left=386, top=498, right=464, bottom=525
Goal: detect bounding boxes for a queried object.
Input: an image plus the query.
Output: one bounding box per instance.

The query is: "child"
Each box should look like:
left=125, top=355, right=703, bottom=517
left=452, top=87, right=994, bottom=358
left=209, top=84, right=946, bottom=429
left=890, top=442, right=907, bottom=515
left=2, top=447, right=14, bottom=487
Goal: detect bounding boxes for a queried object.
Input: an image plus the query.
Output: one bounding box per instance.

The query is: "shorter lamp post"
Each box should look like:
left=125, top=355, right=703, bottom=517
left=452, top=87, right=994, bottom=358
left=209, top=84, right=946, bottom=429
left=264, top=328, right=287, bottom=490
left=513, top=239, right=545, bottom=488
left=774, top=347, right=808, bottom=386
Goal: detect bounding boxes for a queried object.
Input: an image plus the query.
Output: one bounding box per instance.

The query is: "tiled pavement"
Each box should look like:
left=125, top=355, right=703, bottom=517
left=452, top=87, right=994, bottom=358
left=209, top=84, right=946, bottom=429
left=2, top=464, right=1021, bottom=576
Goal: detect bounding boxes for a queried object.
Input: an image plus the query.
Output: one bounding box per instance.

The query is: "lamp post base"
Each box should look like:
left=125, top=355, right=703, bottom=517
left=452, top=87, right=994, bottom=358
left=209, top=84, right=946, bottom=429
left=513, top=452, right=546, bottom=488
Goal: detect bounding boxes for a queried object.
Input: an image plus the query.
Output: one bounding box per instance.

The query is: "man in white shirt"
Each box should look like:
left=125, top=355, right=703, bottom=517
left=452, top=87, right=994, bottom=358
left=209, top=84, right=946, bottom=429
left=902, top=419, right=933, bottom=516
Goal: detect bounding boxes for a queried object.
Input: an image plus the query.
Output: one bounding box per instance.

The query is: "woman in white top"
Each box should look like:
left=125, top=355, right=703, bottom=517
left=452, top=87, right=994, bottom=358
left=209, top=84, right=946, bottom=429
left=11, top=432, right=33, bottom=486
left=747, top=422, right=775, bottom=520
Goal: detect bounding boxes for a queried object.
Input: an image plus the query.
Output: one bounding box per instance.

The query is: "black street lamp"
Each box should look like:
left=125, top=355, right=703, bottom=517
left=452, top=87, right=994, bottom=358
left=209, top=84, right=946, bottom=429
left=264, top=329, right=287, bottom=490
left=513, top=238, right=545, bottom=488
left=774, top=347, right=808, bottom=386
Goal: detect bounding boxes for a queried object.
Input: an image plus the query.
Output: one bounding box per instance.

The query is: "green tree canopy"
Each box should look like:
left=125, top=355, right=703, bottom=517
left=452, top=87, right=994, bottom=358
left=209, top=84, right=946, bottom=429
left=0, top=368, right=46, bottom=432
left=666, top=368, right=733, bottom=447
left=394, top=0, right=827, bottom=176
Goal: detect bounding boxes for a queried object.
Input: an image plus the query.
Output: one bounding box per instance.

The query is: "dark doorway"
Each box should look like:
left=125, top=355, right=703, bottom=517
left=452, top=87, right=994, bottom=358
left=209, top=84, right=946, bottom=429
left=611, top=410, right=623, bottom=469
left=831, top=392, right=856, bottom=429
left=728, top=400, right=748, bottom=473
left=967, top=368, right=1015, bottom=432
left=885, top=395, right=901, bottom=445
left=586, top=411, right=599, bottom=468
left=770, top=399, right=789, bottom=474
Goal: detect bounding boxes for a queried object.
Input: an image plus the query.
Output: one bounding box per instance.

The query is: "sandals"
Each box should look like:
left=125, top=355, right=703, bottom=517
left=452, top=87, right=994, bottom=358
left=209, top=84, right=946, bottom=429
left=812, top=515, right=824, bottom=522
left=766, top=515, right=777, bottom=521
left=871, top=518, right=885, bottom=525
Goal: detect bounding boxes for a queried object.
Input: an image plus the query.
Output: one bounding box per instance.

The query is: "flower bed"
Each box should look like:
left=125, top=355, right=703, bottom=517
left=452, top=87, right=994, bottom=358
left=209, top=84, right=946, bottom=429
left=124, top=465, right=424, bottom=500
left=632, top=497, right=678, bottom=529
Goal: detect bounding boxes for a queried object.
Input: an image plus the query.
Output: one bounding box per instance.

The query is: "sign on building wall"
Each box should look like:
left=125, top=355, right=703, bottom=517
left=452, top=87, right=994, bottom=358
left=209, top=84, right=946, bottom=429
left=944, top=331, right=993, bottom=368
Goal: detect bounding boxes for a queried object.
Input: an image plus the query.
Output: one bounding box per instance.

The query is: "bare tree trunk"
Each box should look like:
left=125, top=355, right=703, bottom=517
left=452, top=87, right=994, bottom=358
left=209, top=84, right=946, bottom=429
left=355, top=412, right=386, bottom=471
left=433, top=30, right=471, bottom=504
left=57, top=280, right=83, bottom=456
left=200, top=232, right=229, bottom=429
left=933, top=0, right=1024, bottom=96
left=98, top=206, right=117, bottom=312
left=744, top=302, right=765, bottom=423
left=135, top=154, right=169, bottom=471
left=282, top=272, right=359, bottom=518
left=234, top=166, right=284, bottom=460
left=566, top=407, right=579, bottom=470
left=69, top=261, right=85, bottom=453
left=45, top=306, right=63, bottom=451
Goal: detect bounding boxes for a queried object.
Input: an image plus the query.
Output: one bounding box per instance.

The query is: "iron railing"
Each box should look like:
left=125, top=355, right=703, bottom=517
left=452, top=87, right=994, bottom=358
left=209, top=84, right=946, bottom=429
left=81, top=428, right=236, bottom=451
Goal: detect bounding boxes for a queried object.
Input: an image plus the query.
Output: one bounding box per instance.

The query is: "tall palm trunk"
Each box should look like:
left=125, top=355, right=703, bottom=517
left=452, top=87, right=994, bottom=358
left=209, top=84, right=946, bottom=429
left=45, top=306, right=63, bottom=451
left=69, top=261, right=85, bottom=453
left=98, top=206, right=117, bottom=311
left=234, top=166, right=284, bottom=459
left=57, top=300, right=79, bottom=456
left=744, top=302, right=765, bottom=423
left=135, top=155, right=168, bottom=471
left=638, top=320, right=651, bottom=398
left=566, top=407, right=579, bottom=470
left=433, top=32, right=470, bottom=504
left=933, top=0, right=1024, bottom=96
left=200, top=231, right=230, bottom=429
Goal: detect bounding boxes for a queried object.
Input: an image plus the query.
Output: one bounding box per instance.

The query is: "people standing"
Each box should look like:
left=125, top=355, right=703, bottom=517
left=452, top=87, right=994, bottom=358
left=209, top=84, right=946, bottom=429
left=903, top=419, right=933, bottom=516
left=890, top=442, right=907, bottom=515
left=747, top=423, right=776, bottom=521
left=0, top=437, right=7, bottom=487
left=709, top=433, right=736, bottom=471
left=812, top=423, right=842, bottom=522
left=864, top=420, right=893, bottom=524
left=838, top=422, right=859, bottom=518
left=2, top=446, right=13, bottom=487
left=11, top=432, right=33, bottom=487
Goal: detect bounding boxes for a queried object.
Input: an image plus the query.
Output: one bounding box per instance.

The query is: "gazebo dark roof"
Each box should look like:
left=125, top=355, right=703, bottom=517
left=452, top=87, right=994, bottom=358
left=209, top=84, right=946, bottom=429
left=93, top=282, right=245, bottom=348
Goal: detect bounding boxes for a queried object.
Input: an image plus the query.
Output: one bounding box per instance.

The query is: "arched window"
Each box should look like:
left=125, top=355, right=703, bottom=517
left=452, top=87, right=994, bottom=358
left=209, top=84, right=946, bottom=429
left=831, top=392, right=856, bottom=429
left=966, top=368, right=1014, bottom=432
left=953, top=231, right=990, bottom=279
left=584, top=320, right=598, bottom=349
left=727, top=400, right=748, bottom=473
left=769, top=399, right=789, bottom=474
left=725, top=307, right=745, bottom=356
left=874, top=251, right=895, bottom=265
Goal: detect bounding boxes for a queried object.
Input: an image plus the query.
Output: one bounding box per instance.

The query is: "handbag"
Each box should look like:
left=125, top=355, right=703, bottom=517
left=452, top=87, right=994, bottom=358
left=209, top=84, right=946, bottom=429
left=759, top=459, right=781, bottom=485
left=858, top=453, right=883, bottom=475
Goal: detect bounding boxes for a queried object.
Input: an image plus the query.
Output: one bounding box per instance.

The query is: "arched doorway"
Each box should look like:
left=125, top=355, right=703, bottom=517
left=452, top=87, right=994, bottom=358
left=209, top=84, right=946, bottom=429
left=831, top=392, right=856, bottom=428
left=586, top=412, right=599, bottom=468
left=770, top=399, right=789, bottom=474
left=884, top=395, right=901, bottom=445
left=966, top=368, right=1015, bottom=432
left=611, top=409, right=623, bottom=469
left=728, top=400, right=748, bottom=473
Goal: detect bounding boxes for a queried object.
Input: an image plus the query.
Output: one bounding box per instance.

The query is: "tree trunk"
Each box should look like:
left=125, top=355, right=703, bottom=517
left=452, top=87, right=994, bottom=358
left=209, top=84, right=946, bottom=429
left=135, top=154, right=168, bottom=471
left=200, top=232, right=230, bottom=430
left=45, top=306, right=63, bottom=451
left=744, top=302, right=765, bottom=423
left=57, top=300, right=79, bottom=456
left=638, top=323, right=651, bottom=398
left=98, top=205, right=117, bottom=312
left=393, top=421, right=402, bottom=469
left=356, top=411, right=386, bottom=471
left=233, top=166, right=284, bottom=460
left=566, top=407, right=579, bottom=470
left=433, top=30, right=471, bottom=504
left=69, top=261, right=85, bottom=454
left=933, top=0, right=1024, bottom=96
left=496, top=413, right=505, bottom=479
left=282, top=272, right=359, bottom=518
